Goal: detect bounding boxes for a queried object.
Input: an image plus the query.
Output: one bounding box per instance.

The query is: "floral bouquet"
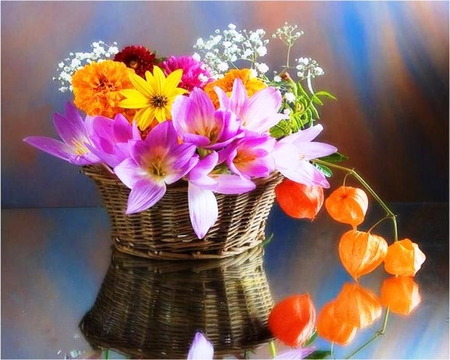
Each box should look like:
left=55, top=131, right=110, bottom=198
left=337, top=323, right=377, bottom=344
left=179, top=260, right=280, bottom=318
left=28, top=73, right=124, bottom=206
left=25, top=23, right=428, bottom=358
left=24, top=23, right=342, bottom=258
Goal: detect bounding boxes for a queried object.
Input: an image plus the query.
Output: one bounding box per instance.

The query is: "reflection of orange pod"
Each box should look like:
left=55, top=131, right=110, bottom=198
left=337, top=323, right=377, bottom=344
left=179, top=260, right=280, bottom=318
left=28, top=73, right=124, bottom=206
left=268, top=294, right=316, bottom=347
left=325, top=186, right=368, bottom=227
left=317, top=301, right=358, bottom=346
left=380, top=276, right=422, bottom=315
left=384, top=239, right=426, bottom=276
left=339, top=230, right=388, bottom=281
left=275, top=179, right=324, bottom=220
left=333, top=283, right=382, bottom=329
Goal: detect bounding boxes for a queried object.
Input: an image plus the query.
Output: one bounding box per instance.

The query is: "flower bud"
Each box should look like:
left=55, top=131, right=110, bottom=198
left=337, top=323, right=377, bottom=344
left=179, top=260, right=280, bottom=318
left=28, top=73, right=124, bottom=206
left=333, top=283, right=382, bottom=329
left=275, top=179, right=324, bottom=220
left=317, top=300, right=358, bottom=346
left=325, top=186, right=368, bottom=227
left=268, top=294, right=316, bottom=347
left=384, top=239, right=426, bottom=276
left=339, top=230, right=388, bottom=281
left=380, top=276, right=421, bottom=315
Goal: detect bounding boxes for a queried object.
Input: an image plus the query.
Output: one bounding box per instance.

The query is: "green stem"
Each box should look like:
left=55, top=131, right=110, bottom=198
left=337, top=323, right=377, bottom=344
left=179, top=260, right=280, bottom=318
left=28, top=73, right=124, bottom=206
left=104, top=348, right=109, bottom=360
left=269, top=340, right=277, bottom=358
left=286, top=44, right=292, bottom=69
left=344, top=309, right=390, bottom=359
left=314, top=159, right=398, bottom=242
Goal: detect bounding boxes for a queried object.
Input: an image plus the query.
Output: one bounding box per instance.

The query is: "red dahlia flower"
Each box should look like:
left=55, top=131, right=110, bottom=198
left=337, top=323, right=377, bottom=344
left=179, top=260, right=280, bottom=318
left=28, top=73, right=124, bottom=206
left=114, top=45, right=159, bottom=78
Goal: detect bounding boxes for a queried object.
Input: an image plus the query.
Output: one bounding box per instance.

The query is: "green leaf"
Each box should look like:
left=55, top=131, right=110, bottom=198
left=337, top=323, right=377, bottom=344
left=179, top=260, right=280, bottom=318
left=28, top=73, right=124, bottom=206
left=305, top=350, right=332, bottom=359
left=310, top=104, right=320, bottom=119
left=312, top=95, right=324, bottom=105
left=305, top=330, right=318, bottom=346
left=314, top=90, right=337, bottom=100
left=261, top=233, right=274, bottom=247
left=316, top=163, right=333, bottom=177
left=319, top=152, right=349, bottom=163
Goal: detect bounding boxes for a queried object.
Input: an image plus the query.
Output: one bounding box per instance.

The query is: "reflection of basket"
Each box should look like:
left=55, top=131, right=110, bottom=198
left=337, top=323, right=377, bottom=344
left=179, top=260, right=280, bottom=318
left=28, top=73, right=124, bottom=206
left=81, top=165, right=282, bottom=260
left=80, top=246, right=274, bottom=359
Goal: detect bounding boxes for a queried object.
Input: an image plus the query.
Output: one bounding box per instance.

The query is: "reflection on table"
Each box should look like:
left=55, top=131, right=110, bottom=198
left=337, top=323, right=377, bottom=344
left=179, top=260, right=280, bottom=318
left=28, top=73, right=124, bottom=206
left=1, top=203, right=448, bottom=359
left=80, top=246, right=273, bottom=359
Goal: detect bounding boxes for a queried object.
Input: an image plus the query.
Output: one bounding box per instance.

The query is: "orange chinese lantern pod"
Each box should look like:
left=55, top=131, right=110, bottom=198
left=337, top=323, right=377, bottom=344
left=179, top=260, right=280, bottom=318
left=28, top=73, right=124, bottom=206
left=324, top=186, right=369, bottom=227
left=268, top=294, right=316, bottom=347
left=275, top=179, right=324, bottom=220
left=380, top=276, right=422, bottom=316
left=339, top=230, right=388, bottom=281
left=384, top=239, right=426, bottom=276
left=333, top=283, right=382, bottom=329
left=317, top=300, right=358, bottom=346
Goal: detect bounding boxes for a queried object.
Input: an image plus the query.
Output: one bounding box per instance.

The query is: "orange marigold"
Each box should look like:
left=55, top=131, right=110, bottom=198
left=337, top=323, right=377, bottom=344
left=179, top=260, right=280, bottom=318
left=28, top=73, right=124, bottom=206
left=204, top=68, right=266, bottom=108
left=72, top=60, right=134, bottom=120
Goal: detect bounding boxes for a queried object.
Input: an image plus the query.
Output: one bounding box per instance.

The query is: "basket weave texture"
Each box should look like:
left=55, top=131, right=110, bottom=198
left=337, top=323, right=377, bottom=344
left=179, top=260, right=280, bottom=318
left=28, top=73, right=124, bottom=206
left=81, top=165, right=283, bottom=260
left=80, top=246, right=274, bottom=359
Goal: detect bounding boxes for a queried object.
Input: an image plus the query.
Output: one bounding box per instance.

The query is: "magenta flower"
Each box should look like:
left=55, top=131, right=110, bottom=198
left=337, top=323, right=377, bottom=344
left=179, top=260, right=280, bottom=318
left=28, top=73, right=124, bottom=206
left=187, top=152, right=256, bottom=239
left=171, top=88, right=243, bottom=150
left=273, top=124, right=337, bottom=188
left=221, top=131, right=276, bottom=179
left=114, top=121, right=197, bottom=214
left=215, top=78, right=288, bottom=134
left=23, top=102, right=101, bottom=165
left=159, top=55, right=213, bottom=91
left=88, top=114, right=141, bottom=168
left=187, top=332, right=214, bottom=360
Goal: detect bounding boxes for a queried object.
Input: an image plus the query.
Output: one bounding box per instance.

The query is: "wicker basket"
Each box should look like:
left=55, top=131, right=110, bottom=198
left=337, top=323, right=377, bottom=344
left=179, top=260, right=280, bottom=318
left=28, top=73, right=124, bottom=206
left=80, top=245, right=274, bottom=359
left=81, top=165, right=283, bottom=260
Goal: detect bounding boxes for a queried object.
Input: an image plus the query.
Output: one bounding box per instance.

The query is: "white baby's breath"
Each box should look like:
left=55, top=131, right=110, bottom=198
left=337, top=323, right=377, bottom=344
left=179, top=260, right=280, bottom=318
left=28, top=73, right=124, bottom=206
left=53, top=40, right=119, bottom=92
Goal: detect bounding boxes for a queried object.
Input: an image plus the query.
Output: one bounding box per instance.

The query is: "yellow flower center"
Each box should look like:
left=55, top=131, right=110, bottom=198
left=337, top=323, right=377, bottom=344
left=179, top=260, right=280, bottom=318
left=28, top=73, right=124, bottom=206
left=72, top=139, right=90, bottom=155
left=148, top=157, right=166, bottom=178
left=235, top=151, right=256, bottom=165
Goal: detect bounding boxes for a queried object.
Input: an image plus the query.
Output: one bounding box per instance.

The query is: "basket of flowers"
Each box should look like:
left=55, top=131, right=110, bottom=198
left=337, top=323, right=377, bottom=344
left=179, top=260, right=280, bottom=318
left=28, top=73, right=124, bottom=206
left=24, top=23, right=339, bottom=260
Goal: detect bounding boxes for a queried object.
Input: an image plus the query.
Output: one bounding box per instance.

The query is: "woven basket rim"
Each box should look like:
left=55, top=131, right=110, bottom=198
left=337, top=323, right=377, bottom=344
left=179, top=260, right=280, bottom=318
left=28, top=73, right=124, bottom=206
left=81, top=164, right=283, bottom=260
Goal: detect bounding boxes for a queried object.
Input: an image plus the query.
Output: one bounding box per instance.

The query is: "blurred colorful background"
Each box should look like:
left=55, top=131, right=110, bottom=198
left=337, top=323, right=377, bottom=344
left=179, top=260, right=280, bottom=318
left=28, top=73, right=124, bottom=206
left=2, top=1, right=448, bottom=208
left=1, top=2, right=449, bottom=359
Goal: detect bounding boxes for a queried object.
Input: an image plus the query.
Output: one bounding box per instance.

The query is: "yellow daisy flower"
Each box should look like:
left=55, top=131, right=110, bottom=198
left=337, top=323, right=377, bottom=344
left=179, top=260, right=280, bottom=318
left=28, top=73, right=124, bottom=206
left=119, top=66, right=188, bottom=130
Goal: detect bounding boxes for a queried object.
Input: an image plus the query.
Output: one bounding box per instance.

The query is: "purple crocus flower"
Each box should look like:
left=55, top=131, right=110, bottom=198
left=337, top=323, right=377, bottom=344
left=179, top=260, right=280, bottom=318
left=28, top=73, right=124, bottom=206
left=187, top=332, right=214, bottom=360
left=221, top=131, right=276, bottom=179
left=23, top=102, right=101, bottom=165
left=88, top=114, right=141, bottom=168
left=187, top=152, right=256, bottom=239
left=273, top=124, right=337, bottom=188
left=114, top=120, right=198, bottom=214
left=215, top=78, right=288, bottom=134
left=171, top=88, right=243, bottom=150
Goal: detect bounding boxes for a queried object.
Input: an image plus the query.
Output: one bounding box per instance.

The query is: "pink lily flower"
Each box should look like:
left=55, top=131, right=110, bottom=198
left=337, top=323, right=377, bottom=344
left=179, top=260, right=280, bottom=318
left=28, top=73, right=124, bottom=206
left=221, top=131, right=276, bottom=179
left=215, top=78, right=288, bottom=134
left=171, top=88, right=243, bottom=150
left=273, top=124, right=337, bottom=188
left=114, top=121, right=198, bottom=214
left=23, top=102, right=101, bottom=165
left=187, top=152, right=256, bottom=239
left=88, top=114, right=141, bottom=168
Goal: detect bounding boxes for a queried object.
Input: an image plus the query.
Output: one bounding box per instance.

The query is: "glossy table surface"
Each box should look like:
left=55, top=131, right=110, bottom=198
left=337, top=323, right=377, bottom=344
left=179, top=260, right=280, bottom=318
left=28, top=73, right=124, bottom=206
left=1, top=202, right=448, bottom=359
